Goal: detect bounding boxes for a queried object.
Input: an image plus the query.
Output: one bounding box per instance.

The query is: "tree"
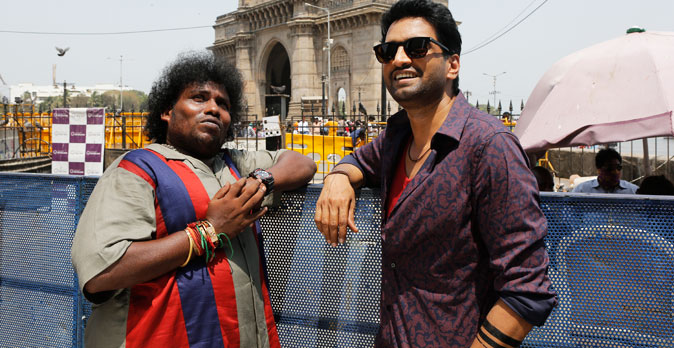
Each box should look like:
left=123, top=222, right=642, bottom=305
left=35, top=89, right=149, bottom=113
left=101, top=90, right=147, bottom=111
left=123, top=90, right=148, bottom=111
left=89, top=91, right=103, bottom=107
left=41, top=96, right=68, bottom=110
left=70, top=94, right=89, bottom=107
left=101, top=91, right=118, bottom=111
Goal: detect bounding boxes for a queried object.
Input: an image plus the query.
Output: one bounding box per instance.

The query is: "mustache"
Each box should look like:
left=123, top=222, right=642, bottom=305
left=199, top=115, right=224, bottom=129
left=391, top=65, right=422, bottom=76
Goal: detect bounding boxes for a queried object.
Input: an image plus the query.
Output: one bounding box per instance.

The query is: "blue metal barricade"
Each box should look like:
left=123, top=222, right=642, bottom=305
left=0, top=173, right=673, bottom=347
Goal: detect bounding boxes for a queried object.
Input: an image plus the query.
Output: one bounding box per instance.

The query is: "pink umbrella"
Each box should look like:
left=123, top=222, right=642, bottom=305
left=514, top=28, right=674, bottom=154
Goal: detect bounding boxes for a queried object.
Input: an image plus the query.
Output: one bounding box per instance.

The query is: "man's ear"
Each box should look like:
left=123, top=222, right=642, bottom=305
left=446, top=54, right=460, bottom=80
left=161, top=110, right=172, bottom=122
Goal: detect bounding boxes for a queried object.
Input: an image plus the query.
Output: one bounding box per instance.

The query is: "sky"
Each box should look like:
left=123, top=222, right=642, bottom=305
left=1, top=0, right=673, bottom=113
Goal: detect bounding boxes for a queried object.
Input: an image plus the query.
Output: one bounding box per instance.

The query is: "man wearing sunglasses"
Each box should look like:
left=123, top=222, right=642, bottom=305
left=314, top=0, right=556, bottom=347
left=572, top=148, right=638, bottom=193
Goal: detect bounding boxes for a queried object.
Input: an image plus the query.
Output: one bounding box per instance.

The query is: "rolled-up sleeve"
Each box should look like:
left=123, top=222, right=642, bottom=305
left=473, top=131, right=557, bottom=326
left=338, top=130, right=387, bottom=187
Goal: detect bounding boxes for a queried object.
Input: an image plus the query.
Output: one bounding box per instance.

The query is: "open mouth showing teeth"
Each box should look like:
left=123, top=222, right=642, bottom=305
left=395, top=73, right=417, bottom=81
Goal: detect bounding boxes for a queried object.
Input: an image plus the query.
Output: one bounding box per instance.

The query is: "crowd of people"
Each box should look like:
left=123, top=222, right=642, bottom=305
left=290, top=116, right=381, bottom=137
left=288, top=115, right=382, bottom=147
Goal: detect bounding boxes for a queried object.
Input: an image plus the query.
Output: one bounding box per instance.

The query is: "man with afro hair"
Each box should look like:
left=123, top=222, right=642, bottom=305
left=72, top=51, right=315, bottom=348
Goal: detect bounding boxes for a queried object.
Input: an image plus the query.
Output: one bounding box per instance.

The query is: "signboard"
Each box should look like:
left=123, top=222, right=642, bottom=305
left=51, top=108, right=105, bottom=175
left=263, top=115, right=281, bottom=138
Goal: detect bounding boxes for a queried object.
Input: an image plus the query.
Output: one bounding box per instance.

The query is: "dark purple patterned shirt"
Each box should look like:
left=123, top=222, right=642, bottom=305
left=341, top=92, right=557, bottom=348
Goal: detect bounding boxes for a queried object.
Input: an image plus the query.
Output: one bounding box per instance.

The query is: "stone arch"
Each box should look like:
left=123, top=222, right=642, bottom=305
left=337, top=87, right=347, bottom=116
left=330, top=45, right=351, bottom=114
left=331, top=45, right=350, bottom=76
left=260, top=40, right=291, bottom=117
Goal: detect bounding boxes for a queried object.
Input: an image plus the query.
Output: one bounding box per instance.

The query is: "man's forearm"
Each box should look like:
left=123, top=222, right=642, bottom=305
left=268, top=151, right=317, bottom=191
left=471, top=299, right=532, bottom=348
left=328, top=163, right=365, bottom=188
left=84, top=231, right=190, bottom=294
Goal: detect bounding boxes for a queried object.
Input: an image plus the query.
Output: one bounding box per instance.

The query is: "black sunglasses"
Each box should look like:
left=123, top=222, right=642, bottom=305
left=373, top=37, right=452, bottom=63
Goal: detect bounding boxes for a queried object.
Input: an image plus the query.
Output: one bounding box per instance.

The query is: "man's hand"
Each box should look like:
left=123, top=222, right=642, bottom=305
left=206, top=177, right=267, bottom=238
left=315, top=173, right=359, bottom=246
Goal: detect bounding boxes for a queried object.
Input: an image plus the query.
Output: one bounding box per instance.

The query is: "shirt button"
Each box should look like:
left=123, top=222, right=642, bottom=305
left=390, top=263, right=396, bottom=268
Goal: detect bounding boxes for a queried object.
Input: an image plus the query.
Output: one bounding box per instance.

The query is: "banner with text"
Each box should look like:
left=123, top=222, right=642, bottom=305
left=51, top=108, right=106, bottom=175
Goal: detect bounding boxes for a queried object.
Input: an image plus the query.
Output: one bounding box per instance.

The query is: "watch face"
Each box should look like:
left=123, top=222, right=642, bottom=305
left=254, top=169, right=272, bottom=180
left=250, top=169, right=274, bottom=195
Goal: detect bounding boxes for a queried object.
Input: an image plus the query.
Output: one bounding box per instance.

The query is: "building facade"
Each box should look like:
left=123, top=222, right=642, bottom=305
left=211, top=0, right=447, bottom=120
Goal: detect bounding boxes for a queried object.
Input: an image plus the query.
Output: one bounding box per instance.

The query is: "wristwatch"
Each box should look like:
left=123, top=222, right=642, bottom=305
left=249, top=168, right=274, bottom=196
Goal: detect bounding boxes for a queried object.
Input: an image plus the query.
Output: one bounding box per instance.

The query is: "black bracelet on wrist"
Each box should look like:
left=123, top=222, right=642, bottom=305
left=483, top=319, right=522, bottom=347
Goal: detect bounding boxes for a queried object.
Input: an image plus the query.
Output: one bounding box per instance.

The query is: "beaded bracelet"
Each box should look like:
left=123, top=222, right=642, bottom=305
left=184, top=220, right=236, bottom=264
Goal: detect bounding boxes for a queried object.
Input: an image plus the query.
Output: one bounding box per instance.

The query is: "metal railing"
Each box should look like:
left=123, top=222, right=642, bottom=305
left=230, top=115, right=387, bottom=182
left=0, top=106, right=151, bottom=159
left=544, top=137, right=674, bottom=186
left=1, top=173, right=673, bottom=347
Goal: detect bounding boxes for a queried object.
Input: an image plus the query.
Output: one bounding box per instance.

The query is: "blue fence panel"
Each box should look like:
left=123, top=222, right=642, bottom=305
left=1, top=173, right=674, bottom=347
left=261, top=186, right=382, bottom=347
left=0, top=174, right=90, bottom=348
left=524, top=192, right=674, bottom=348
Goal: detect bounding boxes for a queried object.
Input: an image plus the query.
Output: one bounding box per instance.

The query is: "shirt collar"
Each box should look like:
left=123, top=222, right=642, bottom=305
left=147, top=143, right=185, bottom=160
left=385, top=91, right=471, bottom=164
left=146, top=143, right=223, bottom=173
left=434, top=91, right=472, bottom=144
left=591, top=177, right=628, bottom=191
left=386, top=91, right=471, bottom=145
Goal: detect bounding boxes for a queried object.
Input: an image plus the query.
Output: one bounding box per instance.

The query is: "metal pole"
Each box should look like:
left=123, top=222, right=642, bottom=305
left=122, top=112, right=127, bottom=149
left=120, top=55, right=123, bottom=112
left=321, top=75, right=326, bottom=118
left=643, top=138, right=651, bottom=176
left=483, top=72, right=506, bottom=111
left=305, top=3, right=330, bottom=115
left=63, top=81, right=67, bottom=108
left=380, top=74, right=386, bottom=121
left=327, top=9, right=331, bottom=116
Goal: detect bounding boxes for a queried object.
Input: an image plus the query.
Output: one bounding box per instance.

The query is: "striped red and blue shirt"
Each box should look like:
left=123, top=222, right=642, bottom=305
left=72, top=144, right=283, bottom=348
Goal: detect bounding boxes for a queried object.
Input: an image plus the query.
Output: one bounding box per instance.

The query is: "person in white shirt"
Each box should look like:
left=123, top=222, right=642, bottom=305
left=573, top=148, right=638, bottom=194
left=296, top=118, right=310, bottom=135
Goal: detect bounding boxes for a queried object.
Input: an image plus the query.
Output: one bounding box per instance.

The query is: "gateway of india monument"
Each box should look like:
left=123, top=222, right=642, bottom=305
left=210, top=0, right=447, bottom=120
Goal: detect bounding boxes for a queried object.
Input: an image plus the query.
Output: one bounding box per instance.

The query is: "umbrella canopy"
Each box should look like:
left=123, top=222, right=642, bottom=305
left=514, top=29, right=674, bottom=153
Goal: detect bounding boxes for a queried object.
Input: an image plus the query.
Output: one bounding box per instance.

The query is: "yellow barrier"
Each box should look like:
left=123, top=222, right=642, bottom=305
left=3, top=112, right=382, bottom=161
left=105, top=113, right=149, bottom=149
left=0, top=112, right=150, bottom=157
left=285, top=134, right=363, bottom=174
